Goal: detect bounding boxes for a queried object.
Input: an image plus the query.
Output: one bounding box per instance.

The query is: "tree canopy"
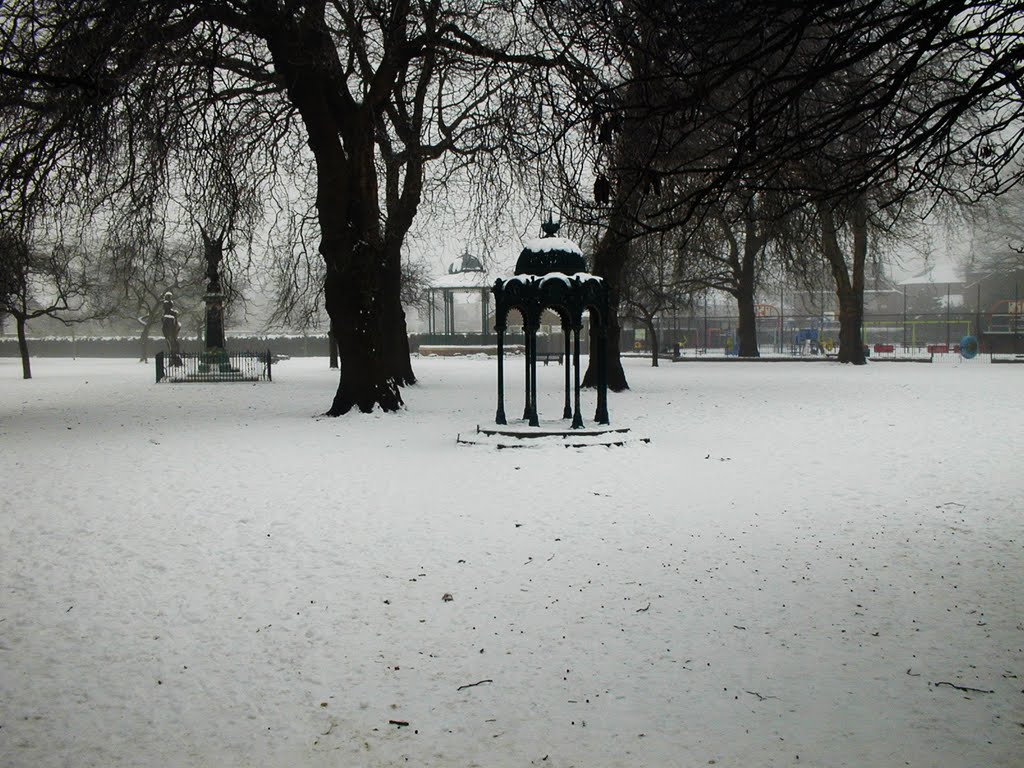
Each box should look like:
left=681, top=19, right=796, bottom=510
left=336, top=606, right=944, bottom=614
left=1, top=0, right=1022, bottom=398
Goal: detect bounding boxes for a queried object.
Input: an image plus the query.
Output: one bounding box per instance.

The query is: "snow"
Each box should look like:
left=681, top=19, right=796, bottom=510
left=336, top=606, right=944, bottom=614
left=899, top=264, right=966, bottom=285
left=429, top=271, right=492, bottom=290
left=1, top=355, right=1021, bottom=768
left=521, top=236, right=584, bottom=256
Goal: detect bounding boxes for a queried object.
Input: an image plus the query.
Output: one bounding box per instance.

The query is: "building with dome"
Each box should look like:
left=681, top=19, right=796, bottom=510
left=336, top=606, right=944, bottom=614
left=425, top=251, right=492, bottom=336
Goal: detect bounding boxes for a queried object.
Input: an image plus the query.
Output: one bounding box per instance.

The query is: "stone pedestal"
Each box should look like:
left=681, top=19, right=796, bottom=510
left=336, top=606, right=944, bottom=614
left=204, top=291, right=226, bottom=351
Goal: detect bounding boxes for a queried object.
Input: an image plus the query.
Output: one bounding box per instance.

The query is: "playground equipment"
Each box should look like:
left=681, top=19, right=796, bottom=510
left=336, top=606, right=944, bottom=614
left=793, top=328, right=824, bottom=355
left=985, top=299, right=1023, bottom=333
left=863, top=318, right=973, bottom=349
left=981, top=299, right=1023, bottom=354
left=960, top=335, right=979, bottom=359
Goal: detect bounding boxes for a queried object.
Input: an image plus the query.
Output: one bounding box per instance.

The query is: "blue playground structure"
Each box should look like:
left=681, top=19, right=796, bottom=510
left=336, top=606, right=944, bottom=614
left=793, top=328, right=823, bottom=355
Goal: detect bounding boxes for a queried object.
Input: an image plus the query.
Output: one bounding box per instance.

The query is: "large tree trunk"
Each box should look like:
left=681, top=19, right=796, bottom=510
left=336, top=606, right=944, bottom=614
left=819, top=199, right=868, bottom=365
left=583, top=57, right=663, bottom=392
left=735, top=200, right=762, bottom=357
left=317, top=132, right=413, bottom=415
left=328, top=332, right=339, bottom=369
left=734, top=278, right=760, bottom=358
left=16, top=315, right=31, bottom=379
left=378, top=240, right=416, bottom=387
left=268, top=25, right=415, bottom=415
left=322, top=207, right=410, bottom=414
left=583, top=215, right=631, bottom=391
left=645, top=315, right=660, bottom=367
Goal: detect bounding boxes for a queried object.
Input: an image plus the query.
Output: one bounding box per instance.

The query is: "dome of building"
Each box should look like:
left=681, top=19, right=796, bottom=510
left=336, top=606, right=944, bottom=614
left=514, top=220, right=587, bottom=276
left=448, top=251, right=485, bottom=274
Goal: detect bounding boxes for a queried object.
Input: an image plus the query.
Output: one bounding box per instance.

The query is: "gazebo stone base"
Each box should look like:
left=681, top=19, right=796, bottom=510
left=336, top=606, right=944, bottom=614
left=457, top=423, right=649, bottom=449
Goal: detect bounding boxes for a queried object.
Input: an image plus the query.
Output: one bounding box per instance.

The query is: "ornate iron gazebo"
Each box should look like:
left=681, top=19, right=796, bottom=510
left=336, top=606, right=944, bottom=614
left=491, top=221, right=610, bottom=428
left=426, top=252, right=491, bottom=336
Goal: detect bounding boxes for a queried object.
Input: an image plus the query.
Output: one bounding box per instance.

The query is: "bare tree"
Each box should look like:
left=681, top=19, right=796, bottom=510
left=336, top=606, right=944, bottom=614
left=91, top=234, right=207, bottom=361
left=0, top=222, right=90, bottom=378
left=670, top=189, right=800, bottom=358
left=966, top=184, right=1024, bottom=274
left=536, top=0, right=1024, bottom=373
left=619, top=232, right=689, bottom=366
left=175, top=94, right=280, bottom=349
left=0, top=0, right=572, bottom=414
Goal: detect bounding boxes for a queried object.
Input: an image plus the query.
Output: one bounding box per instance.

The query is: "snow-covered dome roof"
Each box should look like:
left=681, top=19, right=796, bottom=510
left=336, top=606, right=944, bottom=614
left=448, top=251, right=485, bottom=274
left=514, top=220, right=587, bottom=276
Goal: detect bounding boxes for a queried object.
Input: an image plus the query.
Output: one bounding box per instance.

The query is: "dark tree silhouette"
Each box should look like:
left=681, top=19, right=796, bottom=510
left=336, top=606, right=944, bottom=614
left=537, top=0, right=1024, bottom=372
left=619, top=232, right=690, bottom=366
left=0, top=0, right=568, bottom=413
left=0, top=223, right=89, bottom=378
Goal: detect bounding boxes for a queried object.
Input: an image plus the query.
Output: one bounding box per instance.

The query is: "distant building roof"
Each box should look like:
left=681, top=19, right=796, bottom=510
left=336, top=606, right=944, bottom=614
left=899, top=264, right=964, bottom=286
left=448, top=252, right=485, bottom=274
left=429, top=251, right=488, bottom=290
left=430, top=269, right=490, bottom=290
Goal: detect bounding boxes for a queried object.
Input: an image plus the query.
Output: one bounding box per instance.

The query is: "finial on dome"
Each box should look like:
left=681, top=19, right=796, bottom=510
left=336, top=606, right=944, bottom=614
left=540, top=211, right=560, bottom=237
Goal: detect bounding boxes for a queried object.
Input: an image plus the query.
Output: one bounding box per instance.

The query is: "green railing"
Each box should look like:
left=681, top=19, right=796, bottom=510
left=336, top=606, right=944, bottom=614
left=155, top=350, right=272, bottom=383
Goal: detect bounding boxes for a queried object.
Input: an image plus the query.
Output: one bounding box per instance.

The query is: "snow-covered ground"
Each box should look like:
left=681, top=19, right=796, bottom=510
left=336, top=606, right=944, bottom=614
left=1, top=354, right=1021, bottom=768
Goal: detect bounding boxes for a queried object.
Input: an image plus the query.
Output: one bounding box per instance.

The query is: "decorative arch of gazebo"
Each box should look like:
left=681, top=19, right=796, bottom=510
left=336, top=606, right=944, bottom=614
left=491, top=224, right=610, bottom=429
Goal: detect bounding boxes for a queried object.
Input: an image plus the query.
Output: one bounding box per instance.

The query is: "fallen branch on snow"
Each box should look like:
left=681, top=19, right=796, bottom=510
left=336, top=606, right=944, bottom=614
left=457, top=679, right=493, bottom=691
left=934, top=681, right=994, bottom=694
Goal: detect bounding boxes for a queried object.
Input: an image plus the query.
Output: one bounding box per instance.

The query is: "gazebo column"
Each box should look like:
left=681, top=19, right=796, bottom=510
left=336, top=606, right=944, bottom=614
left=521, top=319, right=539, bottom=427
left=595, top=325, right=610, bottom=424
left=562, top=323, right=572, bottom=419
left=529, top=323, right=539, bottom=427
left=571, top=324, right=584, bottom=429
left=495, top=326, right=507, bottom=425
left=481, top=291, right=490, bottom=336
left=522, top=325, right=532, bottom=421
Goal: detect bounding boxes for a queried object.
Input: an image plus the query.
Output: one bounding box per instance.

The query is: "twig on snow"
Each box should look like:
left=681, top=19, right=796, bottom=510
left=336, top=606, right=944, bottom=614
left=746, top=691, right=778, bottom=701
left=934, top=681, right=993, bottom=694
left=389, top=719, right=410, bottom=727
left=457, top=679, right=494, bottom=691
left=636, top=603, right=651, bottom=613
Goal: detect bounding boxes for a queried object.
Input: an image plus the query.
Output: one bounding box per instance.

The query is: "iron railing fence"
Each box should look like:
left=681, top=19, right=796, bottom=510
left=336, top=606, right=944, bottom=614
left=627, top=310, right=1021, bottom=356
left=156, top=350, right=272, bottom=383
